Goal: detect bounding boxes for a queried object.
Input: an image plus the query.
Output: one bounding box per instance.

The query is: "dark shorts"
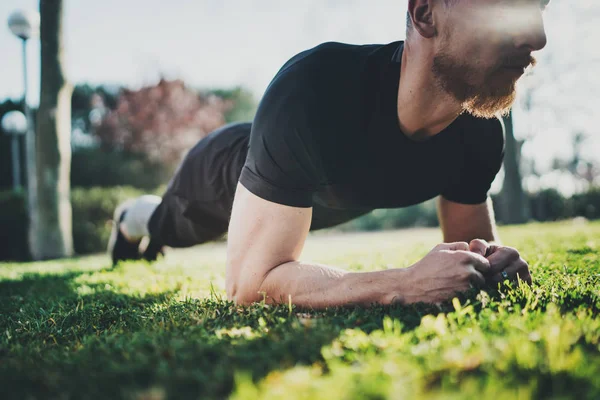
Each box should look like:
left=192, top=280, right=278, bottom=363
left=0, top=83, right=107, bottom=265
left=147, top=123, right=251, bottom=247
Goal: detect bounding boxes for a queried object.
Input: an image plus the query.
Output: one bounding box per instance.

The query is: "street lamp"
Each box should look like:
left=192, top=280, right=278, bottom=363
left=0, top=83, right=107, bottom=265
left=7, top=9, right=40, bottom=219
left=8, top=10, right=40, bottom=40
left=1, top=111, right=27, bottom=191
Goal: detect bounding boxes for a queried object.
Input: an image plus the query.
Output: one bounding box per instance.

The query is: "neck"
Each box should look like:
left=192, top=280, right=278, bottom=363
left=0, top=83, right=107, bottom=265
left=397, top=40, right=463, bottom=141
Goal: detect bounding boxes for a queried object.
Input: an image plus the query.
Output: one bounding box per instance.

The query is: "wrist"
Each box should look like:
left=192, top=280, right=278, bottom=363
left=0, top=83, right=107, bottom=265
left=341, top=267, right=418, bottom=306
left=380, top=267, right=416, bottom=305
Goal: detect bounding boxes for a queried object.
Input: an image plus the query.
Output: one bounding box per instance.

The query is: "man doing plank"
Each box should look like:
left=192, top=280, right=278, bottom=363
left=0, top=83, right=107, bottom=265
left=109, top=0, right=549, bottom=307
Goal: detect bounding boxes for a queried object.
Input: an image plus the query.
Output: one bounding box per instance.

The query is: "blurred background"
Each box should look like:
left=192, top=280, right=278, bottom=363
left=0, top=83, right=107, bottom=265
left=0, top=0, right=599, bottom=261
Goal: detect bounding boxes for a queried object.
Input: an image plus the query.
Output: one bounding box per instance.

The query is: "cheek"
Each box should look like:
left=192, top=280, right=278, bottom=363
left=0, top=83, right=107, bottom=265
left=445, top=26, right=485, bottom=63
left=459, top=42, right=491, bottom=73
left=461, top=39, right=502, bottom=74
left=458, top=9, right=506, bottom=64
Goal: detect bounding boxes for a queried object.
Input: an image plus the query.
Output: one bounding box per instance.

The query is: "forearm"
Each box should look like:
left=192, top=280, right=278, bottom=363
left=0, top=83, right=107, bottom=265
left=237, top=261, right=409, bottom=308
left=438, top=197, right=501, bottom=243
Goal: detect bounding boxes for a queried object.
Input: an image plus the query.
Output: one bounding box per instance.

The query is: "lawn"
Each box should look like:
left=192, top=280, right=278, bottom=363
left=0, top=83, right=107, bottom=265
left=1, top=221, right=599, bottom=400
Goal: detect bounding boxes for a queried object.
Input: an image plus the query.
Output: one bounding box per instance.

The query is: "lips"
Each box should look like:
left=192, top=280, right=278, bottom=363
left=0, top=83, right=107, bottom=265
left=500, top=65, right=526, bottom=77
left=500, top=53, right=534, bottom=70
left=502, top=56, right=535, bottom=70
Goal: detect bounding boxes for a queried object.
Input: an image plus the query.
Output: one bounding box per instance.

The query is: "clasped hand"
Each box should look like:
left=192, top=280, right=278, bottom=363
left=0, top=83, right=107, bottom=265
left=469, top=239, right=532, bottom=287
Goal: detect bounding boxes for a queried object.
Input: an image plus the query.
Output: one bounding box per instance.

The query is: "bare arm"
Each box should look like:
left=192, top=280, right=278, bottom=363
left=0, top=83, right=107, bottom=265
left=437, top=196, right=533, bottom=285
left=437, top=196, right=501, bottom=244
left=226, top=183, right=405, bottom=307
left=226, top=183, right=491, bottom=308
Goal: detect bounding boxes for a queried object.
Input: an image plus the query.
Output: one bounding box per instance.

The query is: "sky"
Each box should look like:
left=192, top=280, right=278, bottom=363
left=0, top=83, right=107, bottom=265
left=1, top=0, right=599, bottom=194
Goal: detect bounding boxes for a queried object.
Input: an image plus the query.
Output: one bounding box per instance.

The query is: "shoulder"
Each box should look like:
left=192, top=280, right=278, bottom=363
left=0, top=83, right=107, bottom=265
left=266, top=42, right=390, bottom=95
left=254, top=41, right=400, bottom=130
left=278, top=41, right=383, bottom=72
left=256, top=43, right=367, bottom=122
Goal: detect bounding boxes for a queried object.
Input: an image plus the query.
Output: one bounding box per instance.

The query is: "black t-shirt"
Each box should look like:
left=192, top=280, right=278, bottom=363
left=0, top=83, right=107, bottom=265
left=169, top=41, right=503, bottom=232
left=238, top=40, right=505, bottom=230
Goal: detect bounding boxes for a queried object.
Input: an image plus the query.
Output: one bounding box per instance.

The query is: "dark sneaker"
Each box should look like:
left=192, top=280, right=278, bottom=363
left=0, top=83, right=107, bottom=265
left=142, top=237, right=164, bottom=262
left=107, top=201, right=142, bottom=266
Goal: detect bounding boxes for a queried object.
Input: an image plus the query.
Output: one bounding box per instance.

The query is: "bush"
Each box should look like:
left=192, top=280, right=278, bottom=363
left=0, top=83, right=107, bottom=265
left=529, top=188, right=572, bottom=222
left=493, top=187, right=600, bottom=224
left=71, top=186, right=146, bottom=255
left=0, top=190, right=30, bottom=261
left=0, top=186, right=147, bottom=261
left=571, top=187, right=600, bottom=220
left=71, top=149, right=172, bottom=190
left=334, top=200, right=439, bottom=232
left=339, top=187, right=600, bottom=232
left=2, top=186, right=599, bottom=261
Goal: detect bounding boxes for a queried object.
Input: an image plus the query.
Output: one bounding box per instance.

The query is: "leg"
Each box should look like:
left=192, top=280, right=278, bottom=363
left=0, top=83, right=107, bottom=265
left=146, top=192, right=229, bottom=249
left=107, top=122, right=251, bottom=265
left=107, top=195, right=162, bottom=266
left=120, top=195, right=162, bottom=241
left=108, top=192, right=229, bottom=265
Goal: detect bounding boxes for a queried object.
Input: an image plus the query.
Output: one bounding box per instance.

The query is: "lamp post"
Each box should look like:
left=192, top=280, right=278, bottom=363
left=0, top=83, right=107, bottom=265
left=7, top=10, right=39, bottom=160
left=8, top=9, right=40, bottom=257
left=1, top=110, right=27, bottom=191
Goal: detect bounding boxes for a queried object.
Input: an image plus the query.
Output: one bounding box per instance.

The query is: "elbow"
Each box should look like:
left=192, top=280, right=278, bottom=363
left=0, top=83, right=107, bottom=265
left=231, top=293, right=259, bottom=307
left=226, top=265, right=263, bottom=306
left=228, top=285, right=262, bottom=306
left=227, top=283, right=255, bottom=306
left=226, top=253, right=287, bottom=306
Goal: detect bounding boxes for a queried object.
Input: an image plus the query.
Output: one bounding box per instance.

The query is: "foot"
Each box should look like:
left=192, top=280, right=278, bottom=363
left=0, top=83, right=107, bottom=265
left=107, top=201, right=142, bottom=266
left=142, top=237, right=165, bottom=262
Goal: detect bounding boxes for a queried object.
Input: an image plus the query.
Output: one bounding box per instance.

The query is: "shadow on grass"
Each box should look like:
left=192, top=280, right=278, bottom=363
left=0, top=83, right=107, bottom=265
left=1, top=270, right=95, bottom=303
left=1, top=265, right=598, bottom=400
left=0, top=268, right=467, bottom=399
left=0, top=269, right=344, bottom=399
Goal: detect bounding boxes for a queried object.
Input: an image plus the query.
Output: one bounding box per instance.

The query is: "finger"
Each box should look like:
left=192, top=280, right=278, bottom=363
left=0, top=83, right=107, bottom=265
left=436, top=242, right=470, bottom=251
left=456, top=250, right=491, bottom=274
left=468, top=267, right=486, bottom=288
left=484, top=244, right=501, bottom=257
left=487, top=261, right=532, bottom=286
left=469, top=239, right=488, bottom=256
left=487, top=247, right=520, bottom=274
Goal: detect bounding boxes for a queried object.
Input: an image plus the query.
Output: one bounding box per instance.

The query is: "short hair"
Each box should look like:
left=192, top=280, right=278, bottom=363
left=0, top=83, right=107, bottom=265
left=406, top=0, right=457, bottom=40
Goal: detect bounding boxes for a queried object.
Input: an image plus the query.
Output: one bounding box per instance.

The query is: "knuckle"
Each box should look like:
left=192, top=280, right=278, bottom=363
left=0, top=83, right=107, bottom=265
left=505, top=247, right=519, bottom=259
left=458, top=268, right=470, bottom=280
left=461, top=266, right=476, bottom=280
left=453, top=250, right=469, bottom=260
left=469, top=271, right=483, bottom=283
left=517, top=257, right=529, bottom=270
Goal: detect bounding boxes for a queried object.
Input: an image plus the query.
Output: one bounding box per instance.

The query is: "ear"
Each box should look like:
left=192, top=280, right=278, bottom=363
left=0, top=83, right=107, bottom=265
left=408, top=0, right=437, bottom=39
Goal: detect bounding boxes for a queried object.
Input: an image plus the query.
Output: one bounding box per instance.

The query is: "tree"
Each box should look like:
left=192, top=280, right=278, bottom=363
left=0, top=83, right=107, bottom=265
left=498, top=110, right=530, bottom=224
left=207, top=86, right=257, bottom=123
left=71, top=83, right=120, bottom=135
left=551, top=132, right=600, bottom=190
left=511, top=1, right=600, bottom=196
left=32, top=0, right=73, bottom=259
left=95, top=79, right=231, bottom=166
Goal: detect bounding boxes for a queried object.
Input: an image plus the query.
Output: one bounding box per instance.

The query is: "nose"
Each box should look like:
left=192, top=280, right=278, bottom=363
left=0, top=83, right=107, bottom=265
left=512, top=7, right=548, bottom=51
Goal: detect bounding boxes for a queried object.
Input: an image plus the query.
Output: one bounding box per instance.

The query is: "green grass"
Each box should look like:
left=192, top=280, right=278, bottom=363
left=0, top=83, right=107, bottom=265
left=1, top=221, right=600, bottom=400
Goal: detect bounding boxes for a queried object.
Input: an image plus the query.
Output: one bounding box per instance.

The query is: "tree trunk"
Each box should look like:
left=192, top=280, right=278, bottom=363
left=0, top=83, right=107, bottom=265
left=499, top=110, right=530, bottom=224
left=33, top=0, right=73, bottom=260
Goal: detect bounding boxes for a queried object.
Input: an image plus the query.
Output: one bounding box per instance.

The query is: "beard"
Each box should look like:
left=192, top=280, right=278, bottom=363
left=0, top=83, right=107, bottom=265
left=432, top=48, right=536, bottom=119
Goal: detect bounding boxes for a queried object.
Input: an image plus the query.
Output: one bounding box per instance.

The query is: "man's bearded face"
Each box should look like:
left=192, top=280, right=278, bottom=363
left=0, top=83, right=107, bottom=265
left=430, top=1, right=545, bottom=119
